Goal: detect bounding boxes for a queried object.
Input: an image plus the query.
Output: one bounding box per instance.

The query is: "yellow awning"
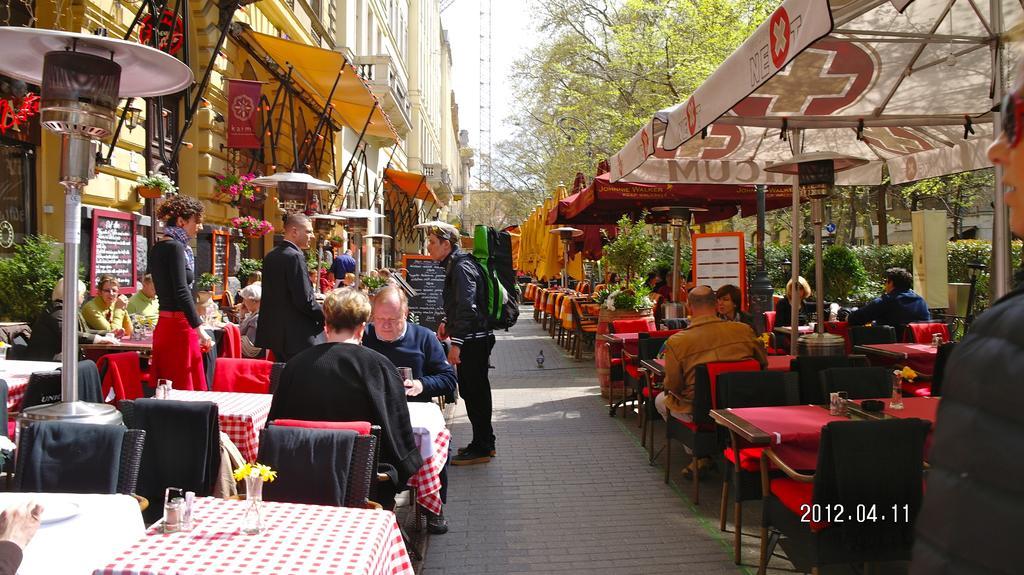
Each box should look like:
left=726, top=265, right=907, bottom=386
left=240, top=29, right=398, bottom=142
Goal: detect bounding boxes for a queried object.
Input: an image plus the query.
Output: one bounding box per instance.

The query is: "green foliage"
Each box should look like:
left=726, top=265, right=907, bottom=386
left=305, top=249, right=330, bottom=271
left=807, top=245, right=869, bottom=304
left=646, top=239, right=690, bottom=278
left=599, top=213, right=655, bottom=282
left=360, top=275, right=389, bottom=292
left=237, top=258, right=262, bottom=284
left=593, top=276, right=653, bottom=312
left=195, top=272, right=220, bottom=292
left=896, top=170, right=994, bottom=237
left=0, top=235, right=64, bottom=321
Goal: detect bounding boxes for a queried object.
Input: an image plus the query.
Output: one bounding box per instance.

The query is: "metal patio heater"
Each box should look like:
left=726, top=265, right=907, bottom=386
left=332, top=208, right=385, bottom=288
left=311, top=213, right=347, bottom=287
left=766, top=152, right=867, bottom=357
left=0, top=27, right=193, bottom=424
left=364, top=233, right=393, bottom=270
left=550, top=227, right=583, bottom=289
left=651, top=206, right=706, bottom=320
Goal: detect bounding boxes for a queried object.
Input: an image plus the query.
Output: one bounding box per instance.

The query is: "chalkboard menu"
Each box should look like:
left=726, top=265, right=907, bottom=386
left=402, top=255, right=445, bottom=331
left=211, top=230, right=230, bottom=296
left=90, top=209, right=137, bottom=295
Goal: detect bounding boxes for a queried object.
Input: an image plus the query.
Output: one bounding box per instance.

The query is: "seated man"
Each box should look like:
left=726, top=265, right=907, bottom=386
left=81, top=274, right=132, bottom=336
left=26, top=278, right=118, bottom=361
left=848, top=267, right=930, bottom=329
left=656, top=286, right=767, bottom=475
left=268, top=288, right=422, bottom=509
left=126, top=273, right=160, bottom=325
left=363, top=285, right=457, bottom=534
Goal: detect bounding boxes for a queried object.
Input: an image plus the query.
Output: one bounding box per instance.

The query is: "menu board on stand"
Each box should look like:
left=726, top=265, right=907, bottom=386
left=90, top=209, right=137, bottom=295
left=211, top=230, right=230, bottom=298
left=691, top=232, right=746, bottom=302
left=401, top=254, right=445, bottom=332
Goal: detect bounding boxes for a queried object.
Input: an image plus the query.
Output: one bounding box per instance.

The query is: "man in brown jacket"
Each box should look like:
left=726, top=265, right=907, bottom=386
left=656, top=285, right=767, bottom=421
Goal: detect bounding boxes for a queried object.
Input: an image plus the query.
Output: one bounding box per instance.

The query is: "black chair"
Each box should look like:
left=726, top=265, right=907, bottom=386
left=614, top=335, right=668, bottom=418
left=121, top=398, right=220, bottom=523
left=663, top=363, right=721, bottom=504
left=258, top=425, right=360, bottom=507
left=715, top=371, right=800, bottom=564
left=268, top=361, right=287, bottom=394
left=819, top=367, right=893, bottom=400
left=850, top=325, right=897, bottom=347
left=758, top=418, right=930, bottom=574
left=0, top=380, right=9, bottom=437
left=662, top=318, right=688, bottom=330
left=6, top=334, right=29, bottom=360
left=14, top=420, right=146, bottom=496
left=21, top=360, right=103, bottom=409
left=790, top=355, right=868, bottom=405
left=930, top=342, right=956, bottom=397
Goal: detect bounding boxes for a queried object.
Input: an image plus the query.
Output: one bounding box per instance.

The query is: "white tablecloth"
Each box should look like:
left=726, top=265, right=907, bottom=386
left=0, top=492, right=144, bottom=575
left=406, top=402, right=446, bottom=460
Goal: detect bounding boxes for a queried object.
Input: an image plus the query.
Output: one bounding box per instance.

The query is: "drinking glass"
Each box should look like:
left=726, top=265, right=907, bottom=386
left=397, top=367, right=413, bottom=381
left=156, top=379, right=172, bottom=399
left=890, top=374, right=904, bottom=410
left=829, top=391, right=849, bottom=416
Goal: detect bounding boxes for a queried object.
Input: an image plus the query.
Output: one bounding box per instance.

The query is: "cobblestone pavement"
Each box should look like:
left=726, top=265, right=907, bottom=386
left=420, top=307, right=911, bottom=575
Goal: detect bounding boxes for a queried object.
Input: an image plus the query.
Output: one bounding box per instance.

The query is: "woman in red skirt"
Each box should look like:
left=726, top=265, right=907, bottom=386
left=148, top=195, right=212, bottom=390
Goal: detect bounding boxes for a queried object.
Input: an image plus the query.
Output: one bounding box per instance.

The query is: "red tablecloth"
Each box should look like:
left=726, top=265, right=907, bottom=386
left=94, top=497, right=414, bottom=575
left=877, top=396, right=940, bottom=426
left=727, top=405, right=848, bottom=469
left=766, top=355, right=794, bottom=372
left=167, top=390, right=272, bottom=463
left=407, top=428, right=450, bottom=515
left=860, top=343, right=938, bottom=376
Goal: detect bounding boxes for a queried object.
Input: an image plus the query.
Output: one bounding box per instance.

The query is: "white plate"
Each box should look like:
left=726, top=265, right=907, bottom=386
left=38, top=500, right=79, bottom=524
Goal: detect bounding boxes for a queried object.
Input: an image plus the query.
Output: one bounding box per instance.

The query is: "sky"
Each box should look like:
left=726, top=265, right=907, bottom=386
left=441, top=1, right=540, bottom=187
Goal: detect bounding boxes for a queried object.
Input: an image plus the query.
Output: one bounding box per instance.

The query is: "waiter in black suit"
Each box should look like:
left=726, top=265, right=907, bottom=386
left=255, top=212, right=324, bottom=361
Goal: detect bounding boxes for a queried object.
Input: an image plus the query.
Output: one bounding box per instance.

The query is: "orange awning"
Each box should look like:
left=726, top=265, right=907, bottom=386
left=384, top=168, right=438, bottom=204
left=239, top=28, right=398, bottom=142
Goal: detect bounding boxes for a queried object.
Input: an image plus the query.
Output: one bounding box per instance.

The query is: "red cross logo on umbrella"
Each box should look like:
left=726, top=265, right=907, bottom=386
left=686, top=97, right=699, bottom=136
left=769, top=7, right=791, bottom=70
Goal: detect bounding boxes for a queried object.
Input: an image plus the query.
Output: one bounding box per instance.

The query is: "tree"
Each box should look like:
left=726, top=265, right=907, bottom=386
left=896, top=169, right=994, bottom=239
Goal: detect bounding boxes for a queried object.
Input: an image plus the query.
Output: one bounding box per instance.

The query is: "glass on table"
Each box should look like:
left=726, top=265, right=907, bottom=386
left=155, top=379, right=172, bottom=399
left=829, top=391, right=849, bottom=416
left=890, top=373, right=904, bottom=410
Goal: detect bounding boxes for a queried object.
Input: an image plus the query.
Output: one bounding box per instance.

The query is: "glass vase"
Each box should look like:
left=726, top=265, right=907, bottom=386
left=240, top=476, right=264, bottom=534
left=890, top=375, right=904, bottom=410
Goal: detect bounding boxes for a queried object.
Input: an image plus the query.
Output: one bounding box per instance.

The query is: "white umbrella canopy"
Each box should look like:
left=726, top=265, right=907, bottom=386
left=610, top=0, right=1022, bottom=186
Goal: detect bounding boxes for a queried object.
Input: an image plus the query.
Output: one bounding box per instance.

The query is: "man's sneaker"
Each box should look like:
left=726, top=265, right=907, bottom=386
left=426, top=510, right=449, bottom=534
left=456, top=444, right=496, bottom=457
left=451, top=448, right=491, bottom=466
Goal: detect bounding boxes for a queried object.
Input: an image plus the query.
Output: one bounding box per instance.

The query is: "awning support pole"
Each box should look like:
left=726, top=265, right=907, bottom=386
left=287, top=67, right=300, bottom=171
left=330, top=102, right=378, bottom=209
left=992, top=0, right=1011, bottom=298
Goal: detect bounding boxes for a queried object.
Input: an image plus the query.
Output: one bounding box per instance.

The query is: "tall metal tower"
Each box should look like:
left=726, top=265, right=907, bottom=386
left=478, top=0, right=492, bottom=190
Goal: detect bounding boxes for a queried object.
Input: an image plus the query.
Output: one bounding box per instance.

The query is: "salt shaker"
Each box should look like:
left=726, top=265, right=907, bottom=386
left=164, top=497, right=184, bottom=533
left=931, top=333, right=943, bottom=348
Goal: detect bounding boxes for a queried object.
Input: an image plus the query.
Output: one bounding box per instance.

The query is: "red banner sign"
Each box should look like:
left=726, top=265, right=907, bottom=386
left=226, top=79, right=263, bottom=149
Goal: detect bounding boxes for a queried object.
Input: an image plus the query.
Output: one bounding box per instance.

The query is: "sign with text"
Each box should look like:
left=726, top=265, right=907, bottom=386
left=226, top=79, right=263, bottom=149
left=91, top=209, right=137, bottom=295
left=401, top=254, right=445, bottom=332
left=692, top=232, right=746, bottom=304
left=211, top=230, right=230, bottom=297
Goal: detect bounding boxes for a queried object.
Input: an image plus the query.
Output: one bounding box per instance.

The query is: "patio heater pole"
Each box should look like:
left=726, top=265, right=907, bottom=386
left=652, top=207, right=704, bottom=320
left=992, top=0, right=1011, bottom=299
left=748, top=184, right=775, bottom=335
left=788, top=130, right=803, bottom=356
left=551, top=227, right=583, bottom=290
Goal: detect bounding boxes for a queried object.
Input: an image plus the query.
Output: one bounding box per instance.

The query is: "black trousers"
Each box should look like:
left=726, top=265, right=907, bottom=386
left=457, top=335, right=496, bottom=451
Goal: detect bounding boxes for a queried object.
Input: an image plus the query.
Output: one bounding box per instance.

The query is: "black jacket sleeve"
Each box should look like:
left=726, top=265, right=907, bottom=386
left=166, top=242, right=201, bottom=328
left=448, top=257, right=485, bottom=346
left=287, top=250, right=324, bottom=322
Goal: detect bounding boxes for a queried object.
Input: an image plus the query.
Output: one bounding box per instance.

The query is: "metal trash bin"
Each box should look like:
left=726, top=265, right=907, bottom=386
left=798, top=332, right=846, bottom=356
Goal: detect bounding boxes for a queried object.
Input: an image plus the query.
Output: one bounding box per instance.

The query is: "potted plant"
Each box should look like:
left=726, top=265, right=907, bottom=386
left=360, top=274, right=389, bottom=293
left=195, top=272, right=219, bottom=305
left=237, top=258, right=262, bottom=285
left=134, top=172, right=177, bottom=199
left=215, top=173, right=259, bottom=206
left=329, top=235, right=344, bottom=249
left=230, top=216, right=275, bottom=239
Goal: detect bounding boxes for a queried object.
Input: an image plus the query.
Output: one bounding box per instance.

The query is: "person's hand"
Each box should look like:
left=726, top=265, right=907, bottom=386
left=198, top=331, right=213, bottom=353
left=96, top=334, right=119, bottom=345
left=447, top=344, right=461, bottom=366
left=436, top=322, right=447, bottom=340
left=0, top=502, right=43, bottom=549
left=113, top=328, right=125, bottom=339
left=114, top=295, right=128, bottom=310
left=403, top=379, right=424, bottom=396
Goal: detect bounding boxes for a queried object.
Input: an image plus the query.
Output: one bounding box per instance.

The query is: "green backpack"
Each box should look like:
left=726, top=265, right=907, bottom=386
left=472, top=225, right=520, bottom=330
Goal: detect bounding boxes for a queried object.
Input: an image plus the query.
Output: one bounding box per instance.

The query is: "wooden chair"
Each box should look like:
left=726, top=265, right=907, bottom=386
left=570, top=298, right=598, bottom=360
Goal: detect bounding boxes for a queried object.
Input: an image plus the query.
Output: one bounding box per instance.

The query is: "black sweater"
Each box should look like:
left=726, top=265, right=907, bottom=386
left=147, top=240, right=200, bottom=328
left=268, top=343, right=423, bottom=487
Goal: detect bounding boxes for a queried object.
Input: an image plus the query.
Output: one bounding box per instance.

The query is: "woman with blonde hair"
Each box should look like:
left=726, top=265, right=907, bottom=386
left=775, top=276, right=812, bottom=326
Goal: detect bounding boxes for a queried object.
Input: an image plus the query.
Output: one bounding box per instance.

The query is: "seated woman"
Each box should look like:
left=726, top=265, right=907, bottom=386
left=341, top=272, right=356, bottom=287
left=81, top=274, right=133, bottom=336
left=775, top=276, right=812, bottom=326
left=268, top=288, right=423, bottom=509
left=26, top=278, right=117, bottom=361
left=237, top=284, right=265, bottom=359
left=716, top=284, right=754, bottom=328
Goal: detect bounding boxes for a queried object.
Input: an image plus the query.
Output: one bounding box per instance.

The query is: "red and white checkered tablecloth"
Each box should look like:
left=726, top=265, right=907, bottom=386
left=167, top=390, right=272, bottom=463
left=407, top=428, right=449, bottom=515
left=0, top=360, right=60, bottom=410
left=93, top=497, right=414, bottom=575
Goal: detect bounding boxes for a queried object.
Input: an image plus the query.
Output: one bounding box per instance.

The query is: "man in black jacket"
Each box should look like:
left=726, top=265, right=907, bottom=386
left=427, top=222, right=495, bottom=465
left=255, top=213, right=324, bottom=362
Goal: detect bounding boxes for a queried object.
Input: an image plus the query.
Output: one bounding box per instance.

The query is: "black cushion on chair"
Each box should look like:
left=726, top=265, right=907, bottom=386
left=850, top=325, right=897, bottom=346
left=791, top=355, right=868, bottom=405
left=820, top=367, right=893, bottom=400
left=21, top=361, right=103, bottom=408
left=15, top=421, right=124, bottom=494
left=258, top=425, right=357, bottom=507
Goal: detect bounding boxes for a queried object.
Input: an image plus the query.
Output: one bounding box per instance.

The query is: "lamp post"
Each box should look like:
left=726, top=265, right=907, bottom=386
left=550, top=227, right=583, bottom=289
left=0, top=28, right=193, bottom=425
left=651, top=206, right=706, bottom=320
left=766, top=152, right=868, bottom=356
left=748, top=185, right=775, bottom=334
left=965, top=261, right=986, bottom=327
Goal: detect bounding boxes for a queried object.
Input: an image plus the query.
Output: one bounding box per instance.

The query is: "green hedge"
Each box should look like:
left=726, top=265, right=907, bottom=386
left=0, top=235, right=64, bottom=321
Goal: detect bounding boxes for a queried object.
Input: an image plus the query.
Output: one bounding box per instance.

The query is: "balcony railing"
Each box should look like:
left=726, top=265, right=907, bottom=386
left=353, top=55, right=411, bottom=137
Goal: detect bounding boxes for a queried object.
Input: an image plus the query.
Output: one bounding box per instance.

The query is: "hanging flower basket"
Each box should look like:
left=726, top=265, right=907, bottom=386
left=136, top=185, right=163, bottom=199
left=231, top=216, right=275, bottom=238
left=134, top=172, right=177, bottom=199
left=329, top=235, right=344, bottom=248
left=215, top=173, right=259, bottom=206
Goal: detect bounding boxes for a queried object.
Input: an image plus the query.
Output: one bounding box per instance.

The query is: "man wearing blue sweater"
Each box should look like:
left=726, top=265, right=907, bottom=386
left=363, top=285, right=457, bottom=533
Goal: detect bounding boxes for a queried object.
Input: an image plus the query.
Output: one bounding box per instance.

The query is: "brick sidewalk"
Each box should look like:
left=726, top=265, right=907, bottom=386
left=421, top=312, right=748, bottom=575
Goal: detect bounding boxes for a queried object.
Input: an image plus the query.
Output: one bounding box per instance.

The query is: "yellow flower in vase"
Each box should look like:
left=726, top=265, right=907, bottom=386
left=900, top=366, right=918, bottom=381
left=232, top=462, right=277, bottom=483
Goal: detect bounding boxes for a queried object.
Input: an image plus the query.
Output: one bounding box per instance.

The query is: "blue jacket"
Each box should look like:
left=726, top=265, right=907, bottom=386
left=363, top=322, right=458, bottom=402
left=848, top=289, right=930, bottom=328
